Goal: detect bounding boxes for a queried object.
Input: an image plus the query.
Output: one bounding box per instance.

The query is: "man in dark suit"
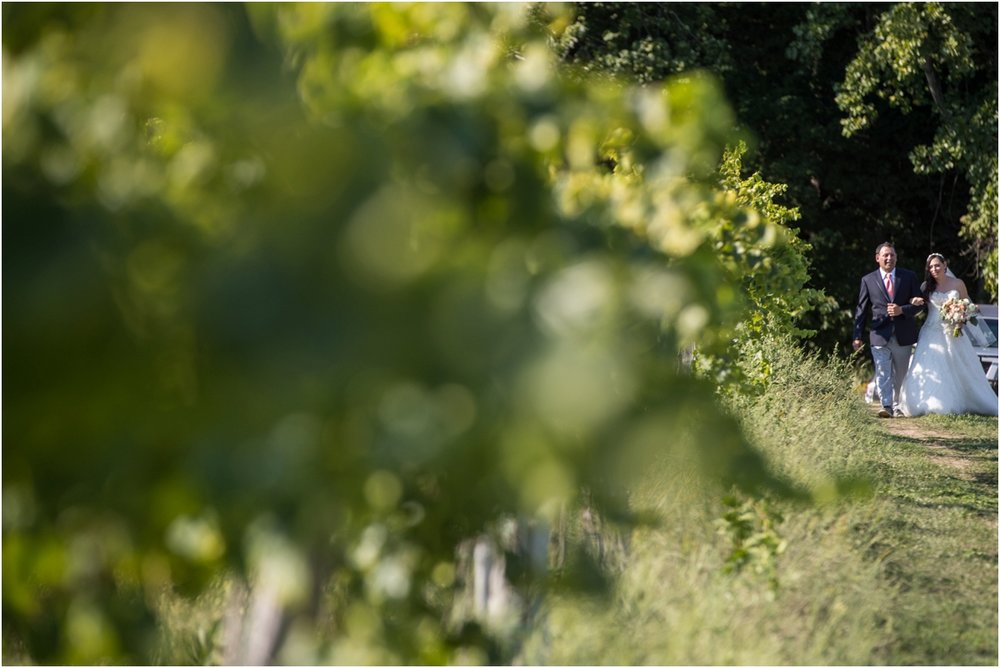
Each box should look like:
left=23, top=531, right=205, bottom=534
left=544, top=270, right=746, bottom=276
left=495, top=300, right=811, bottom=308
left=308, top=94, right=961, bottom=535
left=853, top=241, right=925, bottom=417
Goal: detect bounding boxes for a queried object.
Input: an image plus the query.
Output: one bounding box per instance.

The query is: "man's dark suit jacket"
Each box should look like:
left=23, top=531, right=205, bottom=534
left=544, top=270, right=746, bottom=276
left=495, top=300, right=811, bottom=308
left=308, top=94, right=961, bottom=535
left=853, top=268, right=924, bottom=346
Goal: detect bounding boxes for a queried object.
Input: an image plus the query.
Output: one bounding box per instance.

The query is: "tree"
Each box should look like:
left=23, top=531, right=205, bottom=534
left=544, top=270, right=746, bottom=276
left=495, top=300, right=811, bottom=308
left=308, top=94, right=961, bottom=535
left=831, top=2, right=998, bottom=299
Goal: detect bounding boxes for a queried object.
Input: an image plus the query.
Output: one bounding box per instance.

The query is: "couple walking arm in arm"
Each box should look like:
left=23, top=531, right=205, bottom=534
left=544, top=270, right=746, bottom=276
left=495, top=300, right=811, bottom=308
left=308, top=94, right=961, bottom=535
left=853, top=243, right=998, bottom=418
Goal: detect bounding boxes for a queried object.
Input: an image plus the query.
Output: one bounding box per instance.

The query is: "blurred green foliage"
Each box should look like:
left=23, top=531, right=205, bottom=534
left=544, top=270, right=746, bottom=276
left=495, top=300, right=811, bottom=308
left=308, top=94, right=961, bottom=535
left=5, top=3, right=814, bottom=663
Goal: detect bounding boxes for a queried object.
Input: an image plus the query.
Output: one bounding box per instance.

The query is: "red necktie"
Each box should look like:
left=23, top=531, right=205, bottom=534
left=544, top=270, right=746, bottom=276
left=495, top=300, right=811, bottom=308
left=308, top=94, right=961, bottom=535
left=885, top=273, right=894, bottom=299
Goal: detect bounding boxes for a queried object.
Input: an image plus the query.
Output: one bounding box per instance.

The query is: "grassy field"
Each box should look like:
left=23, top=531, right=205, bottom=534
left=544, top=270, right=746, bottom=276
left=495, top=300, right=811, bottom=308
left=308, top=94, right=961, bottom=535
left=518, top=348, right=998, bottom=665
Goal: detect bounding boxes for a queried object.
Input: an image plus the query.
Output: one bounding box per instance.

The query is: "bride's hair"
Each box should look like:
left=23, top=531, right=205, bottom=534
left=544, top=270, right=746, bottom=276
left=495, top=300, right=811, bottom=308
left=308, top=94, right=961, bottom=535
left=923, top=253, right=947, bottom=295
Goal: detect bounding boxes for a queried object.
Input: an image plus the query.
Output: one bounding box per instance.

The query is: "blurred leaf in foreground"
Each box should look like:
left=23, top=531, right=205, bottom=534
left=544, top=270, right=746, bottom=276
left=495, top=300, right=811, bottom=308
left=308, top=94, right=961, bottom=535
left=4, top=3, right=809, bottom=663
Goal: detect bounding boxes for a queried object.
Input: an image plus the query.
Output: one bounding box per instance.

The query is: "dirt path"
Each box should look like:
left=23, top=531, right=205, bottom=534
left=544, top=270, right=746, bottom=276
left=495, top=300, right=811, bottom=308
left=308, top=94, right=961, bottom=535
left=867, top=404, right=999, bottom=665
left=873, top=404, right=994, bottom=482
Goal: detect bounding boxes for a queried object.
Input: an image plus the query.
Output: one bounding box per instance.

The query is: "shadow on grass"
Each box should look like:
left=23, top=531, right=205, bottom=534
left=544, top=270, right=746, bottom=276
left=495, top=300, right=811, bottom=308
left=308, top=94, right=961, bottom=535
left=972, top=469, right=999, bottom=487
left=893, top=496, right=997, bottom=518
left=888, top=431, right=997, bottom=449
left=944, top=439, right=997, bottom=452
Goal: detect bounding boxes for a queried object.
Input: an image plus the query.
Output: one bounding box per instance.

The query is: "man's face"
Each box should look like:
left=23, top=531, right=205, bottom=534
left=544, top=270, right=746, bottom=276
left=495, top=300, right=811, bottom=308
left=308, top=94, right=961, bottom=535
left=875, top=246, right=897, bottom=272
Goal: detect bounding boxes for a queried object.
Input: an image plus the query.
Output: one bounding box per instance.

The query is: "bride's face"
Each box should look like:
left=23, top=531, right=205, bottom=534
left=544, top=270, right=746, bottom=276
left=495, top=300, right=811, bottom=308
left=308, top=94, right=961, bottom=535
left=928, top=258, right=946, bottom=280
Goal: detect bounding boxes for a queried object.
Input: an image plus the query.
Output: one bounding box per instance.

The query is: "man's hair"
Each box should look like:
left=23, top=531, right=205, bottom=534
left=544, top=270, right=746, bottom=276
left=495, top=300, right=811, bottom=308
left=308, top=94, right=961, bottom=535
left=875, top=241, right=895, bottom=254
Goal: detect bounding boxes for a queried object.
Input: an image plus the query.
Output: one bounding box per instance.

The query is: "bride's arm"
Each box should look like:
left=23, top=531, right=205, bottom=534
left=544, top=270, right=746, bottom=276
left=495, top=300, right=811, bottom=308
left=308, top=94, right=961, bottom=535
left=957, top=279, right=970, bottom=300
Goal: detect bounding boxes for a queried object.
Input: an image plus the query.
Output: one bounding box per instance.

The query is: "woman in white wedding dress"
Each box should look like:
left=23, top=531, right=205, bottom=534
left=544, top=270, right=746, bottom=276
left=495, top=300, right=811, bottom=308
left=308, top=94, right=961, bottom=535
left=898, top=253, right=998, bottom=417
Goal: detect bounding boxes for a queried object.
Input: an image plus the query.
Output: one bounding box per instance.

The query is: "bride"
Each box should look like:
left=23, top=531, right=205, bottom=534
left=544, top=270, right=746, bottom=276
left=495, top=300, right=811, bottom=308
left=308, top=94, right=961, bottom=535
left=898, top=253, right=998, bottom=417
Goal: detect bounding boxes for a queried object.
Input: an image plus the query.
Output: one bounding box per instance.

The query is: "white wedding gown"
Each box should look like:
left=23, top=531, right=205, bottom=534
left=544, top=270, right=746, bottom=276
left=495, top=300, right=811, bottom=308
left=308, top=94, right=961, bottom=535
left=899, top=290, right=999, bottom=417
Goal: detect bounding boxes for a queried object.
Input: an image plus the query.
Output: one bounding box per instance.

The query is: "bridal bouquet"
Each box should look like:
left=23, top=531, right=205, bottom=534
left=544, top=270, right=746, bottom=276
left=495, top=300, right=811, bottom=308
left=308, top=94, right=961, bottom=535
left=940, top=296, right=979, bottom=337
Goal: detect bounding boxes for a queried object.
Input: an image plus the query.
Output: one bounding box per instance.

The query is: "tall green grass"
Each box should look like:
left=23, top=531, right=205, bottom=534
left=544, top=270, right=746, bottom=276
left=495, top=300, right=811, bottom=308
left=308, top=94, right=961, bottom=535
left=518, top=338, right=997, bottom=665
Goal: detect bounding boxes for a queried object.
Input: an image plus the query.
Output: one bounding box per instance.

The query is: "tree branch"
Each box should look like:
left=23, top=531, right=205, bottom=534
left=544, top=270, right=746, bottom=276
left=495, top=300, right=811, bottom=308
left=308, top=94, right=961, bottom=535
left=922, top=56, right=945, bottom=112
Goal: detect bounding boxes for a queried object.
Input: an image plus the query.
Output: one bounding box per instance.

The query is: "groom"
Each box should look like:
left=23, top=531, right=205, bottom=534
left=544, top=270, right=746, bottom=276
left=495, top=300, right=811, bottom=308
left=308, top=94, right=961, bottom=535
left=852, top=242, right=924, bottom=417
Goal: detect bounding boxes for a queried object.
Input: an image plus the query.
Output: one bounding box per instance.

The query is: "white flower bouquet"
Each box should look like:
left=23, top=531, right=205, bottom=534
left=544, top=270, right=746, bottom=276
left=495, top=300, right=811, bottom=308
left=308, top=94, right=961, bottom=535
left=940, top=296, right=979, bottom=337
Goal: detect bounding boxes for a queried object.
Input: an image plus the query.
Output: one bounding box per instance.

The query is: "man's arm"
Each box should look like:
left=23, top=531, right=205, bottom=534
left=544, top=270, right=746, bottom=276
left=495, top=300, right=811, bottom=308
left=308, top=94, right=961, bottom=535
left=852, top=277, right=870, bottom=349
left=899, top=271, right=927, bottom=318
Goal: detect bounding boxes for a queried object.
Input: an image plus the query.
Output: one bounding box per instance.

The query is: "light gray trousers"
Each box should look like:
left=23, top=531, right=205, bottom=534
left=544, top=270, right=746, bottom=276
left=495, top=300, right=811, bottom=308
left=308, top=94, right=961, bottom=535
left=872, top=336, right=913, bottom=410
